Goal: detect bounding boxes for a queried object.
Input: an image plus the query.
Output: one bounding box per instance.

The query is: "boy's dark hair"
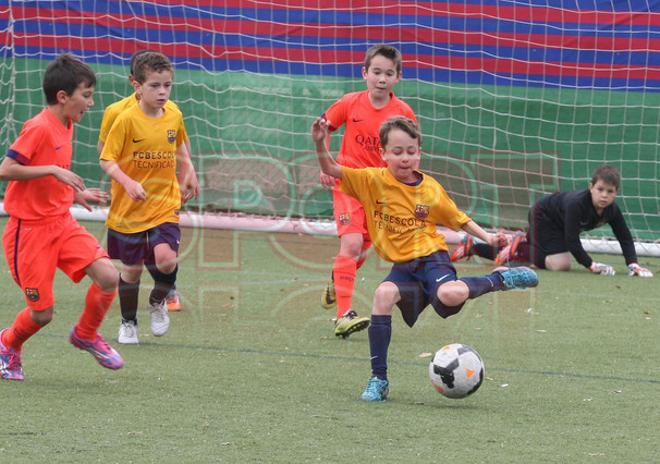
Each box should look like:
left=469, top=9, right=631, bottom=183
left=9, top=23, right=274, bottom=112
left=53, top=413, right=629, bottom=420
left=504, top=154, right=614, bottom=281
left=132, top=51, right=173, bottom=84
left=42, top=54, right=96, bottom=105
left=129, top=50, right=154, bottom=76
left=364, top=44, right=402, bottom=75
left=379, top=116, right=421, bottom=148
left=591, top=165, right=620, bottom=190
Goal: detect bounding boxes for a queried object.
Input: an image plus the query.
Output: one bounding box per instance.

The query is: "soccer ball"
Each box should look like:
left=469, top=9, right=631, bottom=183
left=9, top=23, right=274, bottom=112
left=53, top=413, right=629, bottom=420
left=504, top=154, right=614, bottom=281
left=428, top=343, right=485, bottom=399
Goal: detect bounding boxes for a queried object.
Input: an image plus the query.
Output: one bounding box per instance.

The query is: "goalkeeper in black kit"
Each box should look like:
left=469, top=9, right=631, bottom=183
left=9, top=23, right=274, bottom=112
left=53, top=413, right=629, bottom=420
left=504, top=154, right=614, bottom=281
left=451, top=165, right=653, bottom=278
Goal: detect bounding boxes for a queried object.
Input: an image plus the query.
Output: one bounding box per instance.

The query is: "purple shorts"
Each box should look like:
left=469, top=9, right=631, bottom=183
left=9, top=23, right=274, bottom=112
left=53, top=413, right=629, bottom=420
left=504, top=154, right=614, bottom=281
left=383, top=251, right=465, bottom=327
left=107, top=223, right=180, bottom=265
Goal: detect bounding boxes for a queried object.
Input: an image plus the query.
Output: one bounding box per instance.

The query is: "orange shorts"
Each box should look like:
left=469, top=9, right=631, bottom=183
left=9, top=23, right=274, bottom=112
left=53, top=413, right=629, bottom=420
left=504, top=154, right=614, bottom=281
left=332, top=187, right=371, bottom=247
left=2, top=213, right=109, bottom=310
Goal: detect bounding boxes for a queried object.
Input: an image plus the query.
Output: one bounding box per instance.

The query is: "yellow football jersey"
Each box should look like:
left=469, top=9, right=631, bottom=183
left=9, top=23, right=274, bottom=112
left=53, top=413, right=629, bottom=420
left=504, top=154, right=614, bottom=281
left=100, top=104, right=186, bottom=233
left=98, top=93, right=188, bottom=144
left=340, top=167, right=471, bottom=263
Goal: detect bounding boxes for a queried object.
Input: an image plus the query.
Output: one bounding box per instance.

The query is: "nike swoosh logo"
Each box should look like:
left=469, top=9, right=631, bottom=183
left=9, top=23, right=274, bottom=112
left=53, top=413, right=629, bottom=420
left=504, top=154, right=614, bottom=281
left=352, top=117, right=364, bottom=123
left=376, top=200, right=387, bottom=205
left=54, top=145, right=64, bottom=151
left=132, top=138, right=145, bottom=143
left=435, top=275, right=450, bottom=283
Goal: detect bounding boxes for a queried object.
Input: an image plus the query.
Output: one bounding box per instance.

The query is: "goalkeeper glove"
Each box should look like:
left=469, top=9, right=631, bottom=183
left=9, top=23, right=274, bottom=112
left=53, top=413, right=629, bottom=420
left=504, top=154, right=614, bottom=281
left=627, top=263, right=653, bottom=278
left=589, top=262, right=616, bottom=276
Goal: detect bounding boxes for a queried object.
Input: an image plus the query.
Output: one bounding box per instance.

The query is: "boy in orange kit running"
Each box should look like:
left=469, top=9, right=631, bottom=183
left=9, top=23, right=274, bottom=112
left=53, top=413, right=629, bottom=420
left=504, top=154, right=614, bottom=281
left=0, top=54, right=124, bottom=381
left=317, top=44, right=416, bottom=338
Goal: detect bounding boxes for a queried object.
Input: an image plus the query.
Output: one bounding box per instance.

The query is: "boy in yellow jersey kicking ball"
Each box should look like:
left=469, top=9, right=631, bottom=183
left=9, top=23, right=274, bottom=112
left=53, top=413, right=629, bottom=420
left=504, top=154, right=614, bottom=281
left=98, top=50, right=198, bottom=313
left=311, top=116, right=539, bottom=401
left=100, top=51, right=197, bottom=344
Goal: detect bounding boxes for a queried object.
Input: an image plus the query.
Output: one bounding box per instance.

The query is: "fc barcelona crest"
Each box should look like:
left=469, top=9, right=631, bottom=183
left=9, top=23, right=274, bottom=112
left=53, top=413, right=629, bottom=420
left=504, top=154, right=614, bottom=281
left=415, top=204, right=429, bottom=219
left=167, top=129, right=176, bottom=143
left=25, top=287, right=40, bottom=302
left=339, top=213, right=351, bottom=225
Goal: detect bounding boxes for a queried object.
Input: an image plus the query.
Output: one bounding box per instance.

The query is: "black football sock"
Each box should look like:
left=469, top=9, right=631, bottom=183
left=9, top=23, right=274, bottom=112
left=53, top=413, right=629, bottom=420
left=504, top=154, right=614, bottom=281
left=473, top=243, right=498, bottom=261
left=118, top=276, right=140, bottom=323
left=148, top=265, right=178, bottom=306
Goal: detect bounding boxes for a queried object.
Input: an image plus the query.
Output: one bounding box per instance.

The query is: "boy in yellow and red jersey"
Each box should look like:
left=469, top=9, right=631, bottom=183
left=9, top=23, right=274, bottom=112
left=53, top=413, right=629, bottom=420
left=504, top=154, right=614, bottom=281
left=0, top=54, right=124, bottom=381
left=317, top=44, right=416, bottom=338
left=98, top=50, right=198, bottom=312
left=100, top=51, right=197, bottom=345
left=312, top=116, right=539, bottom=401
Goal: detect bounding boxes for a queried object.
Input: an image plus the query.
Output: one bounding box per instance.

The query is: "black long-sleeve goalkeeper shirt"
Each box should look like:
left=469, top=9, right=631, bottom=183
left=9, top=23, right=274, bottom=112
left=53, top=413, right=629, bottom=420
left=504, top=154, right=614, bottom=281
left=535, top=189, right=638, bottom=269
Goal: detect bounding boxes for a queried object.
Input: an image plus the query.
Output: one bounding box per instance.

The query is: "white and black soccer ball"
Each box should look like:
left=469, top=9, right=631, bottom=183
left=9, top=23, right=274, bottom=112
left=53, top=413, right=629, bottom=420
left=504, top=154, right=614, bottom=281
left=428, top=343, right=485, bottom=399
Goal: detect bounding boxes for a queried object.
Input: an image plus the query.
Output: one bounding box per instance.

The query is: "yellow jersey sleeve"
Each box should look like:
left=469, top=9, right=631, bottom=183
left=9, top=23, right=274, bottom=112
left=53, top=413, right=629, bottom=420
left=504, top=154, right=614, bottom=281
left=172, top=105, right=189, bottom=145
left=427, top=182, right=472, bottom=232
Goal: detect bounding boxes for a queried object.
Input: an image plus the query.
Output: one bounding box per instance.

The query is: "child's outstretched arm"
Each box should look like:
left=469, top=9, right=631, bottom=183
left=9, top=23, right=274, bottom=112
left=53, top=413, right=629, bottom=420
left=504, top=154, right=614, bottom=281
left=311, top=117, right=342, bottom=180
left=461, top=220, right=507, bottom=248
left=0, top=156, right=85, bottom=191
left=607, top=208, right=652, bottom=277
left=318, top=128, right=336, bottom=188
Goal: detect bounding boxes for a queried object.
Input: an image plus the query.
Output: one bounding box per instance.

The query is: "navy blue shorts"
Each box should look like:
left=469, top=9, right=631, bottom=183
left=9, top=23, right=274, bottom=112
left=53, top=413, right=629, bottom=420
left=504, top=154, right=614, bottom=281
left=383, top=251, right=465, bottom=327
left=107, top=223, right=180, bottom=266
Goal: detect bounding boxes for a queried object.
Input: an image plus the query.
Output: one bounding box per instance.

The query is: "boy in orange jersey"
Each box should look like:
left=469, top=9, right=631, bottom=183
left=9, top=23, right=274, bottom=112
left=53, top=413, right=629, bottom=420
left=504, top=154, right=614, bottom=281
left=316, top=44, right=417, bottom=338
left=100, top=51, right=197, bottom=345
left=98, top=50, right=199, bottom=312
left=312, top=116, right=539, bottom=401
left=0, top=54, right=124, bottom=381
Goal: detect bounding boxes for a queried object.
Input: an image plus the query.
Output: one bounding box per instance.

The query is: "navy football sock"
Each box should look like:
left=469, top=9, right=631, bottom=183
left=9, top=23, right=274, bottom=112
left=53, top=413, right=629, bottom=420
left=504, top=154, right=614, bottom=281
left=368, top=315, right=392, bottom=380
left=459, top=273, right=504, bottom=299
left=473, top=242, right=498, bottom=260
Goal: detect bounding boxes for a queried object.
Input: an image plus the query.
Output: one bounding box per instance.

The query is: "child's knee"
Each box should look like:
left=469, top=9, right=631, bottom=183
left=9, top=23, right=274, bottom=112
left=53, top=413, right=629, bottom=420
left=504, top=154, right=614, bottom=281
left=121, top=264, right=143, bottom=284
left=545, top=253, right=571, bottom=271
left=437, top=282, right=469, bottom=307
left=373, top=282, right=399, bottom=312
left=87, top=258, right=119, bottom=291
left=31, top=307, right=53, bottom=326
left=152, top=246, right=178, bottom=274
left=97, top=272, right=119, bottom=293
left=155, top=260, right=177, bottom=275
left=96, top=264, right=119, bottom=292
left=339, top=234, right=364, bottom=258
